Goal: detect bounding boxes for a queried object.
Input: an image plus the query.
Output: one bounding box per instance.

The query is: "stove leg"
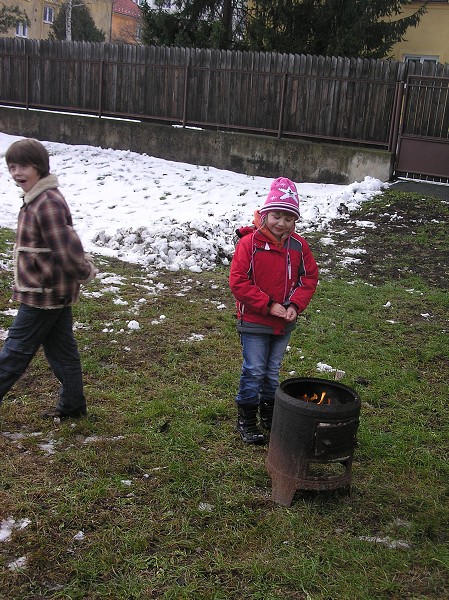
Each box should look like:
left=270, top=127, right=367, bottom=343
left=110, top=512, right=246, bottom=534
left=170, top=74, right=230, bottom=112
left=270, top=474, right=297, bottom=507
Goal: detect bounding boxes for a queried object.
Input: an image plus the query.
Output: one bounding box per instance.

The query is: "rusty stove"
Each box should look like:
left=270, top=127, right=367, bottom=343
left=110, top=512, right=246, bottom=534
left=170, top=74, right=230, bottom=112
left=266, top=377, right=361, bottom=506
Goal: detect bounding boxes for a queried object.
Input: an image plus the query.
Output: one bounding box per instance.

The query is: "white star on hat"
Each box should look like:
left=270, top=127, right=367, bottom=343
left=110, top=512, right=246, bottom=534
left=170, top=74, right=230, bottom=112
left=278, top=185, right=298, bottom=200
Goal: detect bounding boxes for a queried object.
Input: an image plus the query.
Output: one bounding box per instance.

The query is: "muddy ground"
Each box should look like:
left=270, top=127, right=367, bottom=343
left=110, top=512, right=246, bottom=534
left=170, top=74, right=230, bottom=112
left=314, top=188, right=449, bottom=289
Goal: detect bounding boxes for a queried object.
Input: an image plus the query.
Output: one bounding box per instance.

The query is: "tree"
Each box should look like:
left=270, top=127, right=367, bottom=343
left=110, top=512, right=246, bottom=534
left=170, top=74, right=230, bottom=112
left=140, top=5, right=192, bottom=47
left=244, top=0, right=428, bottom=59
left=50, top=0, right=105, bottom=42
left=174, top=0, right=236, bottom=49
left=0, top=2, right=29, bottom=34
left=141, top=0, right=427, bottom=59
left=141, top=0, right=246, bottom=50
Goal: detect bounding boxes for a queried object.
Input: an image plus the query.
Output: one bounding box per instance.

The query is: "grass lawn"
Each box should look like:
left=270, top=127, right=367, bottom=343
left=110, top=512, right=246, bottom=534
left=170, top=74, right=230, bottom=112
left=0, top=189, right=448, bottom=599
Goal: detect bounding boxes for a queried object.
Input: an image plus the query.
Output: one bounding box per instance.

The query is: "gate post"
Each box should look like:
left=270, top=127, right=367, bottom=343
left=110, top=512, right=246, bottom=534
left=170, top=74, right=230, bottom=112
left=388, top=81, right=405, bottom=154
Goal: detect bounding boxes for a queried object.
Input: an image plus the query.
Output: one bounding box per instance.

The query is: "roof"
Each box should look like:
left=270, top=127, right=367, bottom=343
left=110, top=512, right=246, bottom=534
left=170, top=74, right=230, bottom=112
left=113, top=0, right=142, bottom=18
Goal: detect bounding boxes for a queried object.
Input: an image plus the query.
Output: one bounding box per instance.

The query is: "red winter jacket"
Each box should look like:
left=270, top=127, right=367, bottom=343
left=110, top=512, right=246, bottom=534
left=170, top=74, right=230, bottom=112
left=229, top=223, right=318, bottom=335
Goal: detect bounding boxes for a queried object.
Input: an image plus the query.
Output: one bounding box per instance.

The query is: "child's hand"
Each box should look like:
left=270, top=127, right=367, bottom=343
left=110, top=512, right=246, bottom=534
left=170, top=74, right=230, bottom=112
left=269, top=302, right=288, bottom=318
left=78, top=255, right=98, bottom=284
left=285, top=305, right=298, bottom=322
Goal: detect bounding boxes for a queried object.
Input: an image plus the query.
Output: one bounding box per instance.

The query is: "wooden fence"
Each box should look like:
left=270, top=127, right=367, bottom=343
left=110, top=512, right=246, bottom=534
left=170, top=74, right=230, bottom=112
left=1, top=38, right=449, bottom=150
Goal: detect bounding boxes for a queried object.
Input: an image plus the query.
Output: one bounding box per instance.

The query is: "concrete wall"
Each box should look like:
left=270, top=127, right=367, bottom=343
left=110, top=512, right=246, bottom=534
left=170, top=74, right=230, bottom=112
left=0, top=106, right=394, bottom=184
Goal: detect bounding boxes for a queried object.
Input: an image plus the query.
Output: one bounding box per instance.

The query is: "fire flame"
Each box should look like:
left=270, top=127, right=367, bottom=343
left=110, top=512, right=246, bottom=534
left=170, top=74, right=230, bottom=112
left=300, top=391, right=331, bottom=405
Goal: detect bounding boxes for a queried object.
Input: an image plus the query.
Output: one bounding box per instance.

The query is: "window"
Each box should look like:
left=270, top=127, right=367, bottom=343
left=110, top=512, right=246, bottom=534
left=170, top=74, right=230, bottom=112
left=43, top=6, right=55, bottom=24
left=404, top=55, right=440, bottom=65
left=16, top=21, right=28, bottom=38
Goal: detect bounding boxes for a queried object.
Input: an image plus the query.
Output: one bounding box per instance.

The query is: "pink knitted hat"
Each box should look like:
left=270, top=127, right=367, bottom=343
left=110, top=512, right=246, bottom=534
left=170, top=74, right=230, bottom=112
left=259, top=177, right=300, bottom=219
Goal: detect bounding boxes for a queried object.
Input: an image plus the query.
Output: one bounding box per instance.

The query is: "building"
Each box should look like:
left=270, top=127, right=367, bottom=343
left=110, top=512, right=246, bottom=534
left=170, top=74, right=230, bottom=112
left=111, top=0, right=176, bottom=45
left=0, top=0, right=114, bottom=42
left=111, top=0, right=142, bottom=44
left=389, top=0, right=449, bottom=64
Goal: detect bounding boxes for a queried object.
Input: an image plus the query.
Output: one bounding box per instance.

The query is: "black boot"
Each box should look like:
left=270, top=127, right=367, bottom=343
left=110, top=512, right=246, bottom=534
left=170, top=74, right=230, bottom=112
left=236, top=404, right=266, bottom=445
left=259, top=399, right=275, bottom=431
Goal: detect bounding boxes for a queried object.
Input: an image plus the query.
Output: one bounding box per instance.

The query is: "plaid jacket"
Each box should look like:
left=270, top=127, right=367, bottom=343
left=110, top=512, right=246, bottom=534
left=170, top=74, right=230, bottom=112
left=13, top=174, right=92, bottom=309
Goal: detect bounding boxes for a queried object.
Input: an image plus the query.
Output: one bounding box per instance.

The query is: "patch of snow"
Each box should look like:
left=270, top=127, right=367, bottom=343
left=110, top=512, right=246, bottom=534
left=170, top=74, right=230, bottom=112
left=0, top=517, right=31, bottom=542
left=7, top=556, right=28, bottom=571
left=182, top=333, right=205, bottom=342
left=0, top=133, right=386, bottom=274
left=358, top=535, right=411, bottom=550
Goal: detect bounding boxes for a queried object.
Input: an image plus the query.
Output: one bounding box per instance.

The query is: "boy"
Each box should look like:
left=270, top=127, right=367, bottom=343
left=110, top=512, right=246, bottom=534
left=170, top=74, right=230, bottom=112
left=229, top=177, right=318, bottom=444
left=0, top=138, right=97, bottom=419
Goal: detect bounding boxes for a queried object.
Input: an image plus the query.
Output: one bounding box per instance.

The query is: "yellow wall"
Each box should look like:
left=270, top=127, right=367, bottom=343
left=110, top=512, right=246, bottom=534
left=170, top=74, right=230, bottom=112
left=88, top=0, right=113, bottom=41
left=111, top=13, right=141, bottom=44
left=0, top=0, right=54, bottom=39
left=0, top=0, right=113, bottom=42
left=389, top=2, right=449, bottom=64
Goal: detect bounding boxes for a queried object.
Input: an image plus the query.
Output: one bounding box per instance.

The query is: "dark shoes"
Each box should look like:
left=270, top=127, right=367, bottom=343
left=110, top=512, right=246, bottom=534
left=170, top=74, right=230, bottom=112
left=259, top=400, right=274, bottom=431
left=42, top=406, right=87, bottom=420
left=236, top=404, right=266, bottom=445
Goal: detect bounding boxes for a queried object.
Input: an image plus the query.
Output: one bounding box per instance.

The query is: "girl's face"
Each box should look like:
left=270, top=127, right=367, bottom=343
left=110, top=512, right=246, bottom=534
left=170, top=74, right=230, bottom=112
left=8, top=163, right=41, bottom=193
left=265, top=211, right=297, bottom=240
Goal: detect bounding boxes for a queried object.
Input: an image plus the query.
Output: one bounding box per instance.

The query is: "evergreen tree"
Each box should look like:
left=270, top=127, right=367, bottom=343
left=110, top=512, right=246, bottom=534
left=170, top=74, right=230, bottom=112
left=174, top=0, right=236, bottom=48
left=140, top=0, right=427, bottom=58
left=0, top=3, right=29, bottom=34
left=50, top=1, right=105, bottom=42
left=244, top=0, right=428, bottom=59
left=141, top=0, right=246, bottom=49
left=140, top=5, right=201, bottom=47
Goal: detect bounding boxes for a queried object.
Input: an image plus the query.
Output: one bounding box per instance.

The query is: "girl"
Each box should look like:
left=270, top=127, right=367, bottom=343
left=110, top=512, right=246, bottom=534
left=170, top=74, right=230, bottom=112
left=229, top=177, right=318, bottom=444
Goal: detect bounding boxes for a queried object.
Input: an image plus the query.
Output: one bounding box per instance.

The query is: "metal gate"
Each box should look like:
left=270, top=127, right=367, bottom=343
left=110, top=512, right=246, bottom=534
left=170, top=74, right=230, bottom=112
left=395, top=75, right=449, bottom=181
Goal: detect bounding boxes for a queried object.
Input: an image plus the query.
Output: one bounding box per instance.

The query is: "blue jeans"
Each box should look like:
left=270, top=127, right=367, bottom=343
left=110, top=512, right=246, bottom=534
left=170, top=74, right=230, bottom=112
left=0, top=304, right=86, bottom=414
left=236, top=331, right=291, bottom=407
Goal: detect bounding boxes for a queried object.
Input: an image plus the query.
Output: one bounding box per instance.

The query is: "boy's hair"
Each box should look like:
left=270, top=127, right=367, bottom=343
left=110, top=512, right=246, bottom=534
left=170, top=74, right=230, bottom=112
left=5, top=138, right=50, bottom=177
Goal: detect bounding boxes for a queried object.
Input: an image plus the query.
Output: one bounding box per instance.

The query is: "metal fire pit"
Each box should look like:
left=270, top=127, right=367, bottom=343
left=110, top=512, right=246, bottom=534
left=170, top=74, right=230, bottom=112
left=266, top=377, right=361, bottom=506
